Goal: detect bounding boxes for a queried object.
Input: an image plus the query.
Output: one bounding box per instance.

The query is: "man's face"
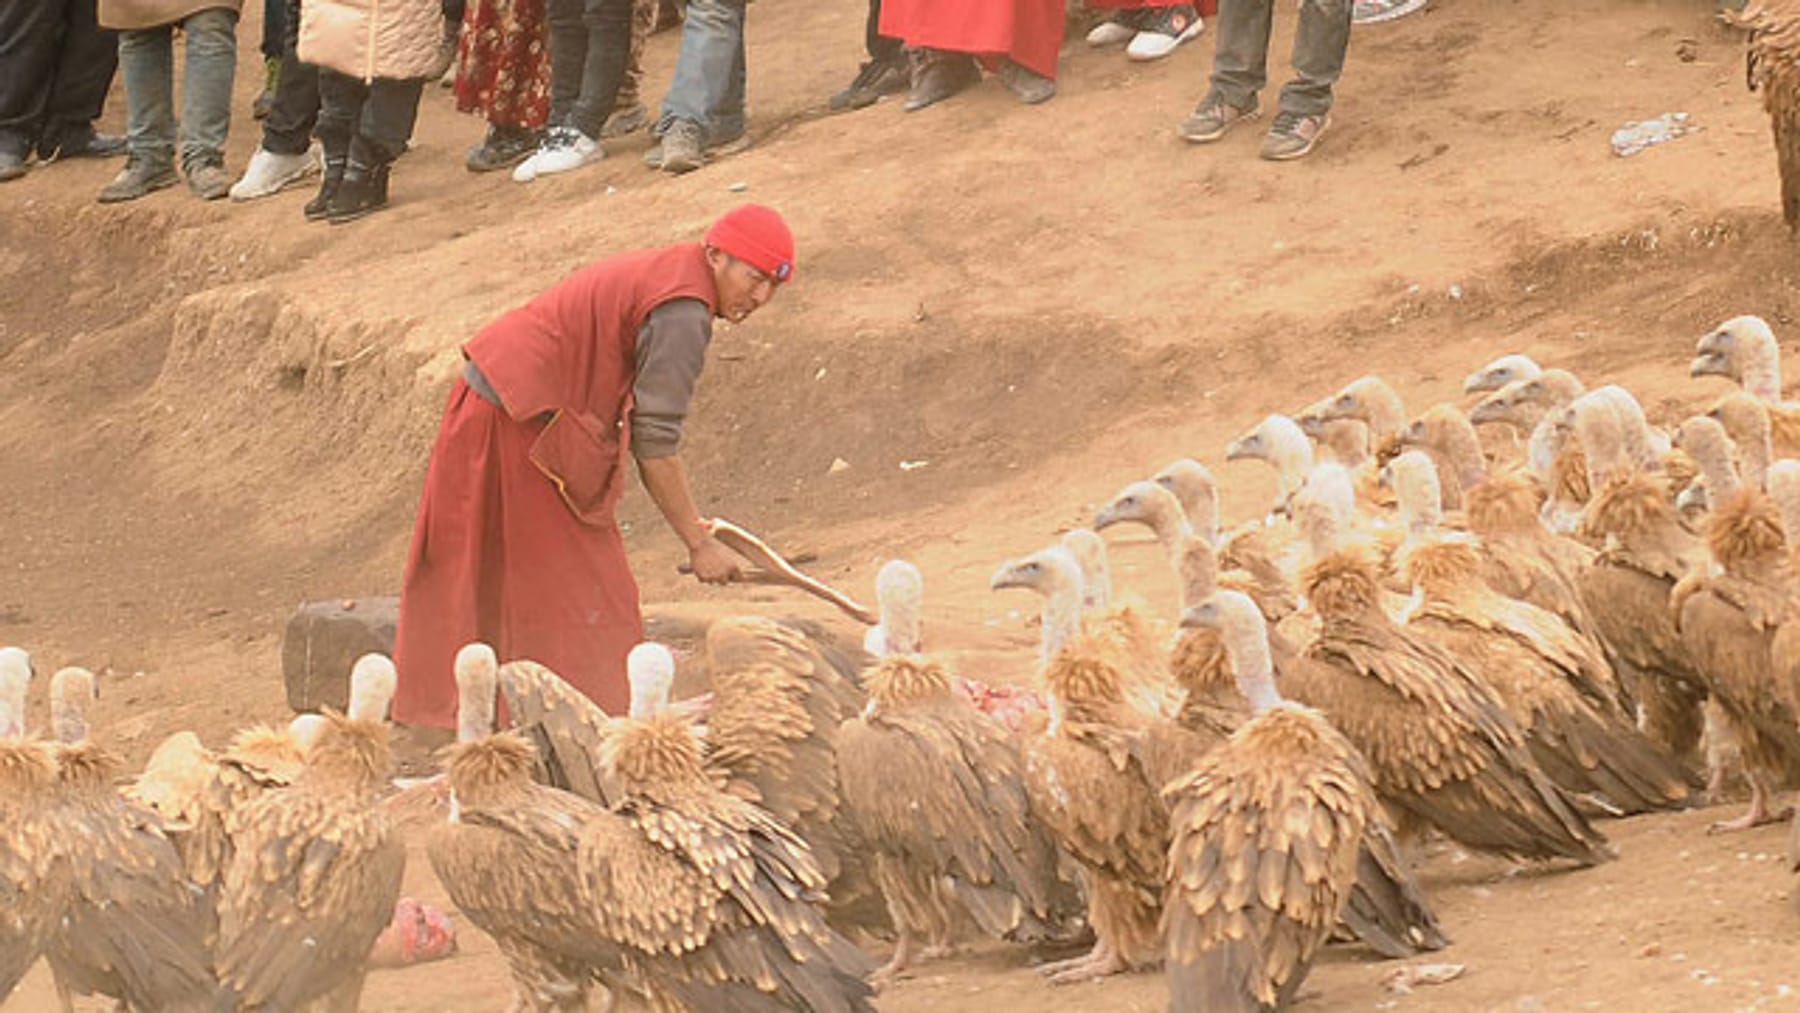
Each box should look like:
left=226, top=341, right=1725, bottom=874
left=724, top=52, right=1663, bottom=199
left=708, top=248, right=779, bottom=323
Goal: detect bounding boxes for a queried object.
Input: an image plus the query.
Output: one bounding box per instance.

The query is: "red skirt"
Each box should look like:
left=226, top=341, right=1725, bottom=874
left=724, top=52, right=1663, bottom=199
left=453, top=0, right=552, bottom=130
left=1088, top=0, right=1215, bottom=12
left=392, top=382, right=642, bottom=729
left=879, top=0, right=1066, bottom=80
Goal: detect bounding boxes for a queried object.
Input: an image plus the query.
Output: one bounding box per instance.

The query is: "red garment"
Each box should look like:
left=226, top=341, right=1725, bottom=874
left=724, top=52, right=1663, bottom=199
left=879, top=0, right=1065, bottom=80
left=1087, top=0, right=1215, bottom=13
left=454, top=0, right=551, bottom=130
left=392, top=243, right=719, bottom=729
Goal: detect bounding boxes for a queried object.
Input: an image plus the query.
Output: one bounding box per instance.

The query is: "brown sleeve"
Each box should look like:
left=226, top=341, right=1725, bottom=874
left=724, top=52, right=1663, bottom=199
left=630, top=298, right=714, bottom=459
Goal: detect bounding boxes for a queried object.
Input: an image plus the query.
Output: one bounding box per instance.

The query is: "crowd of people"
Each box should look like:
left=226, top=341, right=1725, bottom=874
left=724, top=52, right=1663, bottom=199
left=0, top=0, right=1436, bottom=219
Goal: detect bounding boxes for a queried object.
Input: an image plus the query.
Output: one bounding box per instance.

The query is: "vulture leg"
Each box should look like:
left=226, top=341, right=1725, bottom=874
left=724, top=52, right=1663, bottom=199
left=1709, top=770, right=1790, bottom=834
left=1703, top=700, right=1745, bottom=805
left=53, top=976, right=74, bottom=1013
left=1042, top=938, right=1127, bottom=985
left=871, top=932, right=916, bottom=988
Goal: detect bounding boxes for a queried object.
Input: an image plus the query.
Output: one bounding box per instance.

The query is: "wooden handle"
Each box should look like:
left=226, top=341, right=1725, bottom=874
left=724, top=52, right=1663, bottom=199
left=693, top=518, right=879, bottom=625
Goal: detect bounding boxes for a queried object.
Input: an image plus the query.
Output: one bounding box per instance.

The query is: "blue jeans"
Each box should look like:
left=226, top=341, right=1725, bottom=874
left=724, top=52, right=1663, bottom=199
left=653, top=0, right=744, bottom=144
left=118, top=6, right=237, bottom=171
left=1209, top=0, right=1350, bottom=118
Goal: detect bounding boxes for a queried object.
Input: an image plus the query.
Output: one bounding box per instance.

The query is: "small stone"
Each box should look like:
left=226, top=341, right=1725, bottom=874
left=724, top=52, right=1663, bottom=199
left=828, top=457, right=850, bottom=474
left=1637, top=942, right=1662, bottom=958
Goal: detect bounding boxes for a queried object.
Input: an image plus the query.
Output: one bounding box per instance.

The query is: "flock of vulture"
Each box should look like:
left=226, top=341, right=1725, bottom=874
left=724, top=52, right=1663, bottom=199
left=7, top=313, right=1800, bottom=1011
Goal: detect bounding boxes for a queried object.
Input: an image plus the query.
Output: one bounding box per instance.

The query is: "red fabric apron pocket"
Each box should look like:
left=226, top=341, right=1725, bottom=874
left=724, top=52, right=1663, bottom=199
left=528, top=409, right=623, bottom=526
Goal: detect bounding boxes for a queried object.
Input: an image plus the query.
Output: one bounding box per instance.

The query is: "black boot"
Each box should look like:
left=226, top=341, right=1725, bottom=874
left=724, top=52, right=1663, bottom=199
left=326, top=160, right=390, bottom=223
left=305, top=157, right=346, bottom=221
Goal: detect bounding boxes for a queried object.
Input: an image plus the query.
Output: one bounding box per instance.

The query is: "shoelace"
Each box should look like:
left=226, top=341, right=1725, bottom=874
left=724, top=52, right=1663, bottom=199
left=1271, top=111, right=1307, bottom=135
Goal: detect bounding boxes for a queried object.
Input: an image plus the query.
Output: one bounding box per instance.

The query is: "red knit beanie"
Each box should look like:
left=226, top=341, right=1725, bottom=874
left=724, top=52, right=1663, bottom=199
left=705, top=204, right=796, bottom=283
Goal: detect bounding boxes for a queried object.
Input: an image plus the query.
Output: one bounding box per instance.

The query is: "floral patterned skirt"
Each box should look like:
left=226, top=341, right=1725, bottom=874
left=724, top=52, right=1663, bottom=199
left=454, top=0, right=552, bottom=129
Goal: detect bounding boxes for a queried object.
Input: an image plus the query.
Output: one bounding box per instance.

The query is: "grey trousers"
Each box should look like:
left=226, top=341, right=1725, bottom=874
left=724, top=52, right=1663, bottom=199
left=1209, top=0, right=1350, bottom=118
left=118, top=7, right=237, bottom=171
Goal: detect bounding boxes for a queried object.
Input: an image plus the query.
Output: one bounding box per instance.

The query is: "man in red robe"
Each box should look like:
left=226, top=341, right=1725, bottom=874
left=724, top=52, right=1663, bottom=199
left=391, top=203, right=796, bottom=732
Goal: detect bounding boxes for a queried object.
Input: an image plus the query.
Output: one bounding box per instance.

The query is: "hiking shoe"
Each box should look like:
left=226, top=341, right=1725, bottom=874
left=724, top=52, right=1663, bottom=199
left=997, top=60, right=1056, bottom=104
left=1085, top=11, right=1141, bottom=46
left=230, top=144, right=319, bottom=200
left=642, top=139, right=664, bottom=170
left=1260, top=110, right=1330, bottom=160
left=186, top=161, right=232, bottom=200
left=532, top=126, right=602, bottom=177
left=602, top=101, right=648, bottom=137
left=830, top=57, right=907, bottom=110
left=1353, top=0, right=1426, bottom=23
left=0, top=149, right=24, bottom=182
left=659, top=119, right=704, bottom=174
left=904, top=50, right=980, bottom=112
left=98, top=157, right=178, bottom=203
left=1179, top=93, right=1259, bottom=143
left=1127, top=4, right=1204, bottom=60
left=466, top=125, right=541, bottom=172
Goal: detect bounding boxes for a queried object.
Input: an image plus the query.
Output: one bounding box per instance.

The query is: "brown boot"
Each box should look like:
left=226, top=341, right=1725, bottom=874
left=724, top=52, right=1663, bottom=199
left=903, top=48, right=980, bottom=112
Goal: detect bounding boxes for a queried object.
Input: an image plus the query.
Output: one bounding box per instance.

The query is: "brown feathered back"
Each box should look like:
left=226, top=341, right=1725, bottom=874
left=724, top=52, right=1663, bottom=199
left=303, top=713, right=392, bottom=794
left=1399, top=536, right=1485, bottom=594
left=1169, top=629, right=1233, bottom=699
left=1582, top=471, right=1675, bottom=542
left=1736, top=1, right=1800, bottom=228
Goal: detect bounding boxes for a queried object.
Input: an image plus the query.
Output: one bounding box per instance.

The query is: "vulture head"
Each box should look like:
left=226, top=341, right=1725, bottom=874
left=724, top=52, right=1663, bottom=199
left=346, top=654, right=398, bottom=724
left=1180, top=589, right=1280, bottom=713
left=1153, top=458, right=1221, bottom=542
left=288, top=713, right=329, bottom=758
left=626, top=642, right=677, bottom=719
left=49, top=666, right=96, bottom=746
left=453, top=643, right=500, bottom=743
left=1692, top=315, right=1776, bottom=387
left=865, top=558, right=925, bottom=657
left=1227, top=414, right=1311, bottom=469
left=1464, top=354, right=1543, bottom=395
left=1316, top=418, right=1373, bottom=469
left=1674, top=414, right=1741, bottom=502
left=1094, top=479, right=1189, bottom=542
left=1317, top=376, right=1406, bottom=438
left=991, top=545, right=1085, bottom=661
left=0, top=647, right=30, bottom=740
left=1291, top=463, right=1357, bottom=561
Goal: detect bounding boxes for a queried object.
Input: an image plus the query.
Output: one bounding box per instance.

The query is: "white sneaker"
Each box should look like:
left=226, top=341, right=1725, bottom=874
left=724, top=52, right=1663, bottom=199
left=511, top=147, right=544, bottom=183
left=228, top=144, right=319, bottom=201
left=532, top=127, right=603, bottom=177
left=1085, top=16, right=1138, bottom=46
left=1352, top=0, right=1426, bottom=23
left=1126, top=6, right=1204, bottom=60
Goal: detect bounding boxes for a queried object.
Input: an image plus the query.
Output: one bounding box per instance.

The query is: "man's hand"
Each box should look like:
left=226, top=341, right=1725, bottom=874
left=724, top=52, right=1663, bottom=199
left=688, top=535, right=744, bottom=585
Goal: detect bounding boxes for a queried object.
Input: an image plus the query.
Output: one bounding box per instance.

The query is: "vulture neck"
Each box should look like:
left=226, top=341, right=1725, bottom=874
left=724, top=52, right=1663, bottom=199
left=456, top=680, right=496, bottom=745
left=1039, top=583, right=1084, bottom=666
left=1744, top=337, right=1784, bottom=403
left=1270, top=434, right=1316, bottom=503
left=1225, top=626, right=1282, bottom=714
left=879, top=599, right=923, bottom=655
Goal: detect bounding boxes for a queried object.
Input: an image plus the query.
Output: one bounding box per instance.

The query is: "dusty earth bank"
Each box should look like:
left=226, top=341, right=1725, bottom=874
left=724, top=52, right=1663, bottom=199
left=7, top=0, right=1800, bottom=1007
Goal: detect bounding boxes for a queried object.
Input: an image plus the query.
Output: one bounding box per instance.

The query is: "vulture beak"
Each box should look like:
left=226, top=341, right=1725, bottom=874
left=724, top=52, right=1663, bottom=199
left=1377, top=464, right=1396, bottom=491
left=1225, top=433, right=1262, bottom=462
left=1401, top=420, right=1426, bottom=446
left=1689, top=351, right=1730, bottom=379
left=1294, top=413, right=1324, bottom=438
left=1093, top=498, right=1137, bottom=531
left=1467, top=395, right=1504, bottom=426
left=1462, top=368, right=1497, bottom=394
left=989, top=561, right=1034, bottom=592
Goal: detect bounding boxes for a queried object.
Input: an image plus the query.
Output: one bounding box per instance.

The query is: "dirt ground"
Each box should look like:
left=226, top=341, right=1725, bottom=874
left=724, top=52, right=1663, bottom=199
left=9, top=0, right=1800, bottom=1007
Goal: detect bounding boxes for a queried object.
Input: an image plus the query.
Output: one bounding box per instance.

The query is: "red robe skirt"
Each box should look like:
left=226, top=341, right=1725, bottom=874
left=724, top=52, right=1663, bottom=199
left=391, top=381, right=642, bottom=729
left=879, top=0, right=1066, bottom=80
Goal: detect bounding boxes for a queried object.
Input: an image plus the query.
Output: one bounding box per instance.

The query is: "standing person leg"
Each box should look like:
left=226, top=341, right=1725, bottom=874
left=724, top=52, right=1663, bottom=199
left=0, top=0, right=67, bottom=178
left=1261, top=0, right=1349, bottom=160
left=178, top=6, right=237, bottom=198
left=514, top=0, right=588, bottom=180
left=1178, top=0, right=1272, bottom=143
left=327, top=76, right=425, bottom=221
left=253, top=0, right=285, bottom=117
left=460, top=0, right=552, bottom=172
left=602, top=0, right=654, bottom=136
left=99, top=25, right=179, bottom=201
left=36, top=0, right=124, bottom=161
left=232, top=0, right=321, bottom=199
left=828, top=0, right=906, bottom=111
left=308, top=68, right=362, bottom=218
left=529, top=0, right=627, bottom=177
left=649, top=0, right=743, bottom=174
